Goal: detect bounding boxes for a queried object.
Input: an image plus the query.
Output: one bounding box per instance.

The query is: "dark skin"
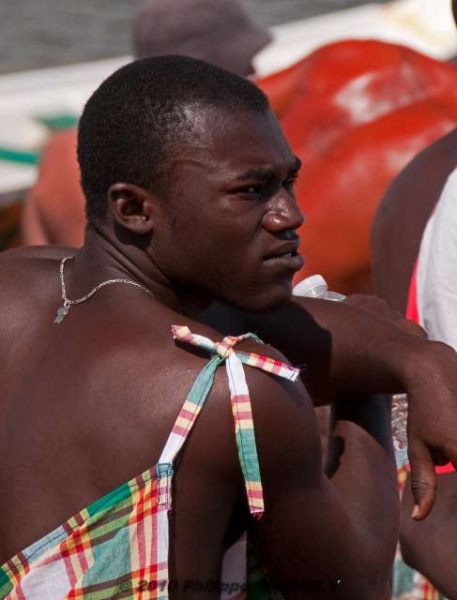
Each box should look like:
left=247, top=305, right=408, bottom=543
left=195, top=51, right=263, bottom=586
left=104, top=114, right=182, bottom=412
left=372, top=118, right=457, bottom=600
left=371, top=3, right=457, bottom=593
left=371, top=127, right=457, bottom=313
left=218, top=293, right=457, bottom=526
left=400, top=473, right=457, bottom=599
left=5, top=104, right=457, bottom=596
left=0, top=107, right=398, bottom=599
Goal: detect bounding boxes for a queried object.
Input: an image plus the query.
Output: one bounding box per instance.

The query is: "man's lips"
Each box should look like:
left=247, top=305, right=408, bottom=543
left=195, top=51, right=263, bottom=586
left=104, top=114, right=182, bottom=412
left=263, top=243, right=304, bottom=271
left=264, top=241, right=300, bottom=260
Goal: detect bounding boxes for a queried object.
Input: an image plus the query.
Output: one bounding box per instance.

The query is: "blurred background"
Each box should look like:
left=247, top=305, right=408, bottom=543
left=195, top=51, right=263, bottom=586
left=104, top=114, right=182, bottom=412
left=2, top=0, right=457, bottom=300
left=1, top=0, right=392, bottom=74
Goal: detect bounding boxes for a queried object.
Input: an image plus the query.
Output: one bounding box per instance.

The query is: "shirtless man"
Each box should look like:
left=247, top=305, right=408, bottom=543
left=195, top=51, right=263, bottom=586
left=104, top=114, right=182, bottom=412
left=2, top=56, right=457, bottom=598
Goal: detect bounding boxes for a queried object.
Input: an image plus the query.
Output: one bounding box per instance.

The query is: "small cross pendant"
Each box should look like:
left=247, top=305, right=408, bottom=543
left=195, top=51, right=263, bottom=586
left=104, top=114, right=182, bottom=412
left=54, top=303, right=69, bottom=325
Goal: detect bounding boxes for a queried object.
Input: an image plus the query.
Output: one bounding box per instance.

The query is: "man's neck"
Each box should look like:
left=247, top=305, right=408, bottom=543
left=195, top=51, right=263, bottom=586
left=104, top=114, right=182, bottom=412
left=72, top=223, right=210, bottom=318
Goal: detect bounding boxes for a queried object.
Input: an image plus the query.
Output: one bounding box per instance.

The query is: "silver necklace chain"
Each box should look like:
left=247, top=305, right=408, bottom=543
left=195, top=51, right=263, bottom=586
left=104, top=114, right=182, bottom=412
left=54, top=256, right=152, bottom=324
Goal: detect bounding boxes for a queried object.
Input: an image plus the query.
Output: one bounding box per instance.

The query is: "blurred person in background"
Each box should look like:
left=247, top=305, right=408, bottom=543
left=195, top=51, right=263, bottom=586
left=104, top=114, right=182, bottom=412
left=132, top=0, right=270, bottom=76
left=371, top=2, right=457, bottom=597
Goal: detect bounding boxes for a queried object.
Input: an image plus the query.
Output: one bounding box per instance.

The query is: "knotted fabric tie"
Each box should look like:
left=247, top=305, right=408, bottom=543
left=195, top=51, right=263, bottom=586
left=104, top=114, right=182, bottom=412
left=171, top=325, right=299, bottom=519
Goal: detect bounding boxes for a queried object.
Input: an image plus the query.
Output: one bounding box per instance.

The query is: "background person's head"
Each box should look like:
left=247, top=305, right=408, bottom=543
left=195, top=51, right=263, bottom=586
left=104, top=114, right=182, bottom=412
left=131, top=0, right=272, bottom=77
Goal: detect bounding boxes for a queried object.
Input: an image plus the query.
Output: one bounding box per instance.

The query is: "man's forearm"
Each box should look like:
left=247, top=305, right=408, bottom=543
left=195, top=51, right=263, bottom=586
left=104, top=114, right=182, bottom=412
left=242, top=296, right=457, bottom=519
left=244, top=297, right=420, bottom=402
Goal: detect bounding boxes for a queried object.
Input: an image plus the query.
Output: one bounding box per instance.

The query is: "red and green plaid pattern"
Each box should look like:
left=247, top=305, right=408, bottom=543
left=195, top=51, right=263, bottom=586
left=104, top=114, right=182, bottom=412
left=172, top=325, right=298, bottom=518
left=0, top=326, right=299, bottom=599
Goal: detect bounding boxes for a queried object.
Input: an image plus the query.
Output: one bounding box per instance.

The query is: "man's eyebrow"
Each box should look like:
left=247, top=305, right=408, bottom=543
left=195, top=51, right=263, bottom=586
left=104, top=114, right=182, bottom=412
left=234, top=157, right=302, bottom=182
left=234, top=166, right=276, bottom=182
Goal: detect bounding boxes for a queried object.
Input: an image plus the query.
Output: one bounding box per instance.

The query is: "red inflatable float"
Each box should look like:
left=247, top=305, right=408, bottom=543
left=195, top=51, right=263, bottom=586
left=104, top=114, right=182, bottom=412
left=259, top=40, right=457, bottom=294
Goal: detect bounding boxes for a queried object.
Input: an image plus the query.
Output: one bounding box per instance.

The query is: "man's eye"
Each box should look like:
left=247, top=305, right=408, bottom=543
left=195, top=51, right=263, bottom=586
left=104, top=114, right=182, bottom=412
left=237, top=185, right=262, bottom=196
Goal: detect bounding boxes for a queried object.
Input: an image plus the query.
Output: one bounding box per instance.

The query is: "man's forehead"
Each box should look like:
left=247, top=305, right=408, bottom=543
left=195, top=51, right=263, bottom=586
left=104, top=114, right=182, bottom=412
left=182, top=103, right=282, bottom=140
left=172, top=105, right=294, bottom=175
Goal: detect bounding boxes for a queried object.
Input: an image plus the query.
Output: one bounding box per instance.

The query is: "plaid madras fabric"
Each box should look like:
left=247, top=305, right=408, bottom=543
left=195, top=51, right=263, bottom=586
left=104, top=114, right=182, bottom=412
left=172, top=325, right=299, bottom=518
left=0, top=326, right=299, bottom=599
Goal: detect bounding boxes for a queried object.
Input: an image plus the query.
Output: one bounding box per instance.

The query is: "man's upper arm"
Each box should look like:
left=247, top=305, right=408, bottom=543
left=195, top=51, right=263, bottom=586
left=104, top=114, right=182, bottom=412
left=243, top=351, right=379, bottom=599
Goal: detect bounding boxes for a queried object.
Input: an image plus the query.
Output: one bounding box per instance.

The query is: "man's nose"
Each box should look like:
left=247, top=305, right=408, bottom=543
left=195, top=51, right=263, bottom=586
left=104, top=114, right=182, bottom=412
left=262, top=191, right=305, bottom=232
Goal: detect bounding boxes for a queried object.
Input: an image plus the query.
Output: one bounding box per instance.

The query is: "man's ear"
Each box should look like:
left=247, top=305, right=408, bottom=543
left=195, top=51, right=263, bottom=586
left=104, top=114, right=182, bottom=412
left=107, top=183, right=156, bottom=235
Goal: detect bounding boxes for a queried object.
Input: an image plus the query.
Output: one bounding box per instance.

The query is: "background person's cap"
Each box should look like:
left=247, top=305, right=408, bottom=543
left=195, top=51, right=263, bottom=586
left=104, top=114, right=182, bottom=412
left=132, top=0, right=272, bottom=76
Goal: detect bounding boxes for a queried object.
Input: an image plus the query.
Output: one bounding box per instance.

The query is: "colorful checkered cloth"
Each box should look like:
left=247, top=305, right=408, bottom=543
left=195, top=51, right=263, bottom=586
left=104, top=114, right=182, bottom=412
left=0, top=326, right=299, bottom=599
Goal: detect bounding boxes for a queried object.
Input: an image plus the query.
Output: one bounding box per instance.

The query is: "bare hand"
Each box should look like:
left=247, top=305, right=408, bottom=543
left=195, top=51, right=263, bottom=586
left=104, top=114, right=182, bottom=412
left=402, top=340, right=457, bottom=519
left=345, top=294, right=427, bottom=339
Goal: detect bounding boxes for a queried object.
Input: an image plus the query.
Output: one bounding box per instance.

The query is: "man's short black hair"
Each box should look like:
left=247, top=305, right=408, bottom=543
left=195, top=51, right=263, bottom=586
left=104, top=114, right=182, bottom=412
left=78, top=55, right=269, bottom=221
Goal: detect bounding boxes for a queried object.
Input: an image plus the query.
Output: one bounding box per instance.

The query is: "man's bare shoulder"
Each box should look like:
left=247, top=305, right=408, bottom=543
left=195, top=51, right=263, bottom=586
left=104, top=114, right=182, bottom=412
left=174, top=330, right=321, bottom=488
left=155, top=320, right=294, bottom=377
left=0, top=248, right=77, bottom=331
left=223, top=337, right=323, bottom=492
left=133, top=317, right=307, bottom=418
left=224, top=336, right=320, bottom=456
left=0, top=246, right=69, bottom=283
left=0, top=246, right=76, bottom=267
left=0, top=247, right=75, bottom=294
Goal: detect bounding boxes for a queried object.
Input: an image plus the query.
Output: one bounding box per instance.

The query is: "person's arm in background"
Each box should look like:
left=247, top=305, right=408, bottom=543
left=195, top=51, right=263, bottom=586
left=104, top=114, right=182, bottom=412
left=397, top=168, right=457, bottom=598
left=371, top=129, right=457, bottom=314
left=21, top=129, right=86, bottom=247
left=21, top=185, right=49, bottom=245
